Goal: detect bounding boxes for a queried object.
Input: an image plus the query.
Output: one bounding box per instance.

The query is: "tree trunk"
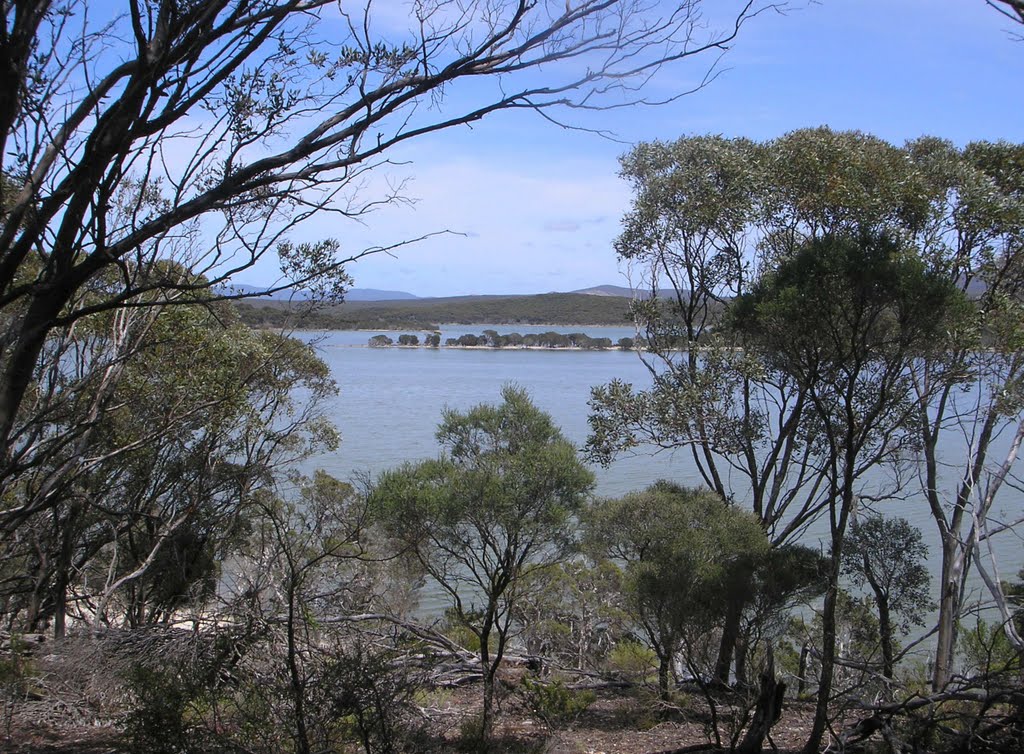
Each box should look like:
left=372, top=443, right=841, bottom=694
left=736, top=649, right=786, bottom=754
left=796, top=642, right=809, bottom=698
left=481, top=669, right=495, bottom=738
left=877, top=597, right=894, bottom=680
left=52, top=503, right=80, bottom=639
left=932, top=534, right=962, bottom=690
left=714, top=596, right=744, bottom=685
left=0, top=292, right=71, bottom=464
left=52, top=573, right=67, bottom=639
left=479, top=623, right=495, bottom=739
left=285, top=584, right=311, bottom=754
left=659, top=653, right=672, bottom=701
left=803, top=568, right=840, bottom=753
left=26, top=546, right=49, bottom=632
left=804, top=432, right=856, bottom=754
left=927, top=396, right=998, bottom=691
left=734, top=635, right=749, bottom=689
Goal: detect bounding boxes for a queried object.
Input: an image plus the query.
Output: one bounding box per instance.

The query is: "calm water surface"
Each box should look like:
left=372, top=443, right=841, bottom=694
left=301, top=327, right=1024, bottom=615
left=307, top=327, right=686, bottom=496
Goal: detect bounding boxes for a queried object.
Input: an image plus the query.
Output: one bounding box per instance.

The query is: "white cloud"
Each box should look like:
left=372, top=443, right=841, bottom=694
left=543, top=220, right=582, bottom=232
left=262, top=150, right=632, bottom=296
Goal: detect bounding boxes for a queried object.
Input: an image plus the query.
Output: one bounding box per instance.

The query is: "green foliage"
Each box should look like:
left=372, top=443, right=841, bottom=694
left=835, top=591, right=884, bottom=662
left=733, top=544, right=829, bottom=686
left=514, top=559, right=629, bottom=670
left=771, top=634, right=803, bottom=684
left=519, top=677, right=596, bottom=729
left=1004, top=567, right=1024, bottom=637
left=585, top=481, right=769, bottom=696
left=119, top=624, right=426, bottom=754
left=588, top=127, right=1010, bottom=532
left=842, top=514, right=932, bottom=634
left=234, top=301, right=439, bottom=331
left=748, top=545, right=830, bottom=618
left=342, top=292, right=630, bottom=327
left=606, top=639, right=657, bottom=682
left=730, top=230, right=966, bottom=379
left=440, top=330, right=621, bottom=349
left=0, top=639, right=34, bottom=741
left=0, top=298, right=339, bottom=633
left=593, top=125, right=1024, bottom=734
left=439, top=608, right=483, bottom=654
left=373, top=388, right=594, bottom=567
left=122, top=664, right=222, bottom=754
left=104, top=318, right=338, bottom=618
left=457, top=711, right=489, bottom=753
left=800, top=591, right=884, bottom=693
left=588, top=345, right=762, bottom=470
left=765, top=127, right=923, bottom=240
left=370, top=386, right=594, bottom=733
left=959, top=618, right=1022, bottom=678
left=327, top=642, right=424, bottom=754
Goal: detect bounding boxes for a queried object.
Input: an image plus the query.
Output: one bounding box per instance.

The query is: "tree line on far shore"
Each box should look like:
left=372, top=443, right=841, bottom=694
left=369, top=330, right=637, bottom=350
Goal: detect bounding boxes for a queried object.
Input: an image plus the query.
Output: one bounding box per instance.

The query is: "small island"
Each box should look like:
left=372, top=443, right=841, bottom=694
left=368, top=329, right=638, bottom=350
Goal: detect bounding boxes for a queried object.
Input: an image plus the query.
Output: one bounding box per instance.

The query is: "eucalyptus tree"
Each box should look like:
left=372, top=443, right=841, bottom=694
left=369, top=386, right=593, bottom=737
left=761, top=128, right=925, bottom=251
left=730, top=231, right=965, bottom=753
left=901, top=137, right=1024, bottom=689
left=588, top=131, right=914, bottom=684
left=589, top=136, right=789, bottom=536
left=512, top=558, right=629, bottom=672
left=239, top=471, right=373, bottom=754
left=590, top=129, right=1024, bottom=699
left=0, top=299, right=339, bottom=635
left=118, top=471, right=379, bottom=754
left=714, top=543, right=828, bottom=689
left=841, top=514, right=932, bottom=680
left=584, top=481, right=769, bottom=700
left=92, top=312, right=338, bottom=629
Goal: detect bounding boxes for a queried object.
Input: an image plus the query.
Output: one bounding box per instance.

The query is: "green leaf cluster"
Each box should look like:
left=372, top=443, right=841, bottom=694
left=585, top=482, right=769, bottom=693
left=369, top=386, right=594, bottom=732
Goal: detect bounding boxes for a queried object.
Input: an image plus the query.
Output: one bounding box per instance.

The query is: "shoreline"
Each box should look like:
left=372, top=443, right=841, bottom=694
left=356, top=343, right=634, bottom=351
left=276, top=323, right=633, bottom=333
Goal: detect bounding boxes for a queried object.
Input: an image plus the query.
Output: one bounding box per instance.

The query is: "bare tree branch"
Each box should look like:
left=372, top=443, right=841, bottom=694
left=0, top=0, right=780, bottom=504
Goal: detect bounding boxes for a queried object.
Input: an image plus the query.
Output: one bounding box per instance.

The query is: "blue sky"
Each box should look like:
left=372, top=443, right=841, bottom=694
left=242, top=0, right=1024, bottom=298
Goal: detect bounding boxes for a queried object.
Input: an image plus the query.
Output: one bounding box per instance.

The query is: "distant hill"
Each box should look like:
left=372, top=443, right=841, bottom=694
left=229, top=277, right=988, bottom=331
left=222, top=282, right=657, bottom=301
left=344, top=288, right=418, bottom=301
left=217, top=284, right=417, bottom=301
left=572, top=284, right=679, bottom=300
left=234, top=292, right=634, bottom=330
left=572, top=284, right=636, bottom=297
left=215, top=283, right=307, bottom=300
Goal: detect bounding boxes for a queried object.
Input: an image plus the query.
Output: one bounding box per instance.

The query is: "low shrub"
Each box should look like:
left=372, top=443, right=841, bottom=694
left=520, top=677, right=595, bottom=729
